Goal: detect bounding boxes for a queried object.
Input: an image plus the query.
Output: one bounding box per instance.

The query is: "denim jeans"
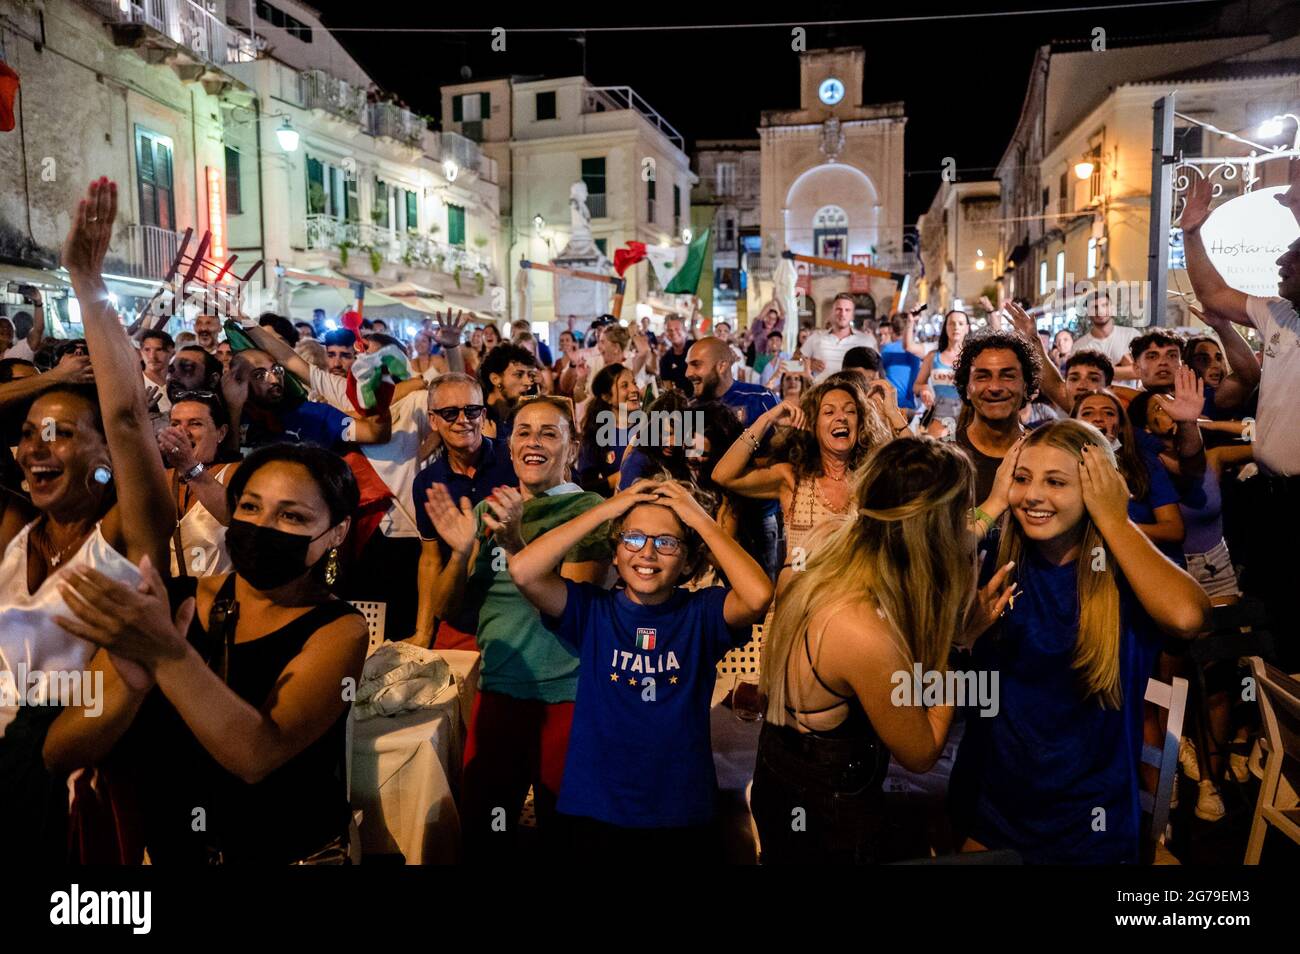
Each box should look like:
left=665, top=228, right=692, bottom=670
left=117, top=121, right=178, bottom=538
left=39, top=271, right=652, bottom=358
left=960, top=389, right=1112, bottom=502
left=759, top=512, right=781, bottom=582
left=750, top=721, right=895, bottom=864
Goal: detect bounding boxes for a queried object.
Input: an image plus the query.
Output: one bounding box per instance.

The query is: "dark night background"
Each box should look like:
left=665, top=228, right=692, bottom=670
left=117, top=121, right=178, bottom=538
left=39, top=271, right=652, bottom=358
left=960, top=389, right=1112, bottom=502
left=306, top=0, right=1241, bottom=225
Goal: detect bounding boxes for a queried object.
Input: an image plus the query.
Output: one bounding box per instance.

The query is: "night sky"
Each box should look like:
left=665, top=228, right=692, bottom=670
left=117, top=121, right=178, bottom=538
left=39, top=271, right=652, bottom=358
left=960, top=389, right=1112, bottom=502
left=307, top=0, right=1235, bottom=225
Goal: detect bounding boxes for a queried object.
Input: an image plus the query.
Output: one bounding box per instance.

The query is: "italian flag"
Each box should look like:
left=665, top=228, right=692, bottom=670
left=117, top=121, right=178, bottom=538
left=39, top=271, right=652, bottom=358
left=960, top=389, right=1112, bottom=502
left=635, top=629, right=656, bottom=650
left=346, top=344, right=412, bottom=413
left=645, top=228, right=710, bottom=295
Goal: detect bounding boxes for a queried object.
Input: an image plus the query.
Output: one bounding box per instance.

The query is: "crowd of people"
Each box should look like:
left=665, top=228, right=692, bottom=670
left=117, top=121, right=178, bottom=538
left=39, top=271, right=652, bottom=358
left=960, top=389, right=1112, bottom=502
left=1, top=173, right=1296, bottom=864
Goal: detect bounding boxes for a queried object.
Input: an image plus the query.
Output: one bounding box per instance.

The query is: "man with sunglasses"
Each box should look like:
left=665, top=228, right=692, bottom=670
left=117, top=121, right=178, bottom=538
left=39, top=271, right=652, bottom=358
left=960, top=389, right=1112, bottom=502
left=409, top=372, right=518, bottom=649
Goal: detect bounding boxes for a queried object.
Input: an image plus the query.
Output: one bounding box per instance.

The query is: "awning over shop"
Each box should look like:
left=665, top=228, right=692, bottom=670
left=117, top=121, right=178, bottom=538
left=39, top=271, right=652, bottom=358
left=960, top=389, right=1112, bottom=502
left=0, top=263, right=71, bottom=291
left=282, top=267, right=417, bottom=321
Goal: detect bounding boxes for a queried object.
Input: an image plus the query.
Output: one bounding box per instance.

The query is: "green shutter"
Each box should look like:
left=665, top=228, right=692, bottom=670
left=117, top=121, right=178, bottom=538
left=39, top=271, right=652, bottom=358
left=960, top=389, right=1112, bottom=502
left=479, top=92, right=490, bottom=118
left=448, top=204, right=465, bottom=246
left=452, top=95, right=463, bottom=122
left=406, top=191, right=418, bottom=231
left=306, top=156, right=325, bottom=215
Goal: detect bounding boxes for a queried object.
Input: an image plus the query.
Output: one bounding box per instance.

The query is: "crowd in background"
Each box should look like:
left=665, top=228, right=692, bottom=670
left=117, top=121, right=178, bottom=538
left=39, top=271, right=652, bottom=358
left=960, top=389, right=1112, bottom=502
left=2, top=171, right=1297, bottom=864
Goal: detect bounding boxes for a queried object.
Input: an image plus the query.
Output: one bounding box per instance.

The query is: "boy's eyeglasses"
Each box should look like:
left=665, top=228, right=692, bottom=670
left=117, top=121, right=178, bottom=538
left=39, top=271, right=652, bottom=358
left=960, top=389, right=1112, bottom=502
left=251, top=364, right=285, bottom=382
left=432, top=404, right=486, bottom=423
left=617, top=531, right=682, bottom=556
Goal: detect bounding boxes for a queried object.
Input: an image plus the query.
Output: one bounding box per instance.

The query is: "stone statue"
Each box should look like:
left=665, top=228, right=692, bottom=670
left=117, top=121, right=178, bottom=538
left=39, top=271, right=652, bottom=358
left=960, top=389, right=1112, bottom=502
left=569, top=181, right=593, bottom=244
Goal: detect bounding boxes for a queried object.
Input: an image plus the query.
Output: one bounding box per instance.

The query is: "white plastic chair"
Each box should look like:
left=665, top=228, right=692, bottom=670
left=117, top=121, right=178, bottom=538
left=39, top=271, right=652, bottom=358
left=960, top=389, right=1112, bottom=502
left=1140, top=675, right=1188, bottom=862
left=1244, top=657, right=1300, bottom=864
left=717, top=624, right=764, bottom=677
left=349, top=600, right=387, bottom=657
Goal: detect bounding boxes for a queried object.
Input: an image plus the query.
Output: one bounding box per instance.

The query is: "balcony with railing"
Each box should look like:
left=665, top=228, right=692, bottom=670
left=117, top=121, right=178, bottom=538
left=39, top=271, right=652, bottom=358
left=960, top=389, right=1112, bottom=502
left=587, top=193, right=608, bottom=218
left=437, top=131, right=481, bottom=173
left=581, top=86, right=684, bottom=152
left=86, top=0, right=260, bottom=69
left=304, top=215, right=495, bottom=285
left=368, top=101, right=425, bottom=149
left=299, top=69, right=368, bottom=124
left=126, top=224, right=185, bottom=281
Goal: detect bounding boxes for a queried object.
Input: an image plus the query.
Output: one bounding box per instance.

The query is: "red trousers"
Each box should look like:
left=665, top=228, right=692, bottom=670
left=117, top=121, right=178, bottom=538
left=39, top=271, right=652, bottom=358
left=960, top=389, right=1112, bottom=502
left=459, top=689, right=574, bottom=861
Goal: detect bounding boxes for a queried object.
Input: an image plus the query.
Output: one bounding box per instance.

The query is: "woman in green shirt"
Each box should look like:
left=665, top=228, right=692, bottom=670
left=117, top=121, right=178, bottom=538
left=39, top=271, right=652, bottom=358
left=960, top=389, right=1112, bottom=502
left=421, top=396, right=612, bottom=860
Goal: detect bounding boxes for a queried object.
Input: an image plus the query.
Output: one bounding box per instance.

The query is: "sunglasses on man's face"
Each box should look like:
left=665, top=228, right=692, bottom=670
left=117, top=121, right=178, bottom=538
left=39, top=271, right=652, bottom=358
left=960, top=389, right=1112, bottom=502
left=431, top=404, right=486, bottom=424
left=617, top=531, right=683, bottom=556
left=172, top=389, right=217, bottom=402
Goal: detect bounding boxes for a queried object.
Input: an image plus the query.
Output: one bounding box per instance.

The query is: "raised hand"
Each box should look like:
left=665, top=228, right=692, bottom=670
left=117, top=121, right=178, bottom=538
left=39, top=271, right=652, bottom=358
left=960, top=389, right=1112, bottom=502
left=983, top=434, right=1027, bottom=517
left=765, top=398, right=806, bottom=431
left=1160, top=366, right=1205, bottom=423
left=1004, top=301, right=1038, bottom=343
left=435, top=309, right=467, bottom=349
left=962, top=560, right=1018, bottom=647
left=481, top=485, right=526, bottom=554
left=221, top=359, right=251, bottom=410
left=1079, top=443, right=1131, bottom=533
left=63, top=177, right=118, bottom=276
left=646, top=479, right=712, bottom=532
left=1179, top=175, right=1215, bottom=234
left=423, top=483, right=478, bottom=556
left=865, top=376, right=899, bottom=411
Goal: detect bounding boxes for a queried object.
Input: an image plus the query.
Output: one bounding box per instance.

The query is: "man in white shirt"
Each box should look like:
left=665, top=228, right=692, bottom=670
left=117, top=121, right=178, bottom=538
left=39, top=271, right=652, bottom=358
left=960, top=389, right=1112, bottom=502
left=801, top=293, right=877, bottom=381
left=2, top=285, right=46, bottom=360
left=1069, top=290, right=1139, bottom=381
left=1180, top=167, right=1300, bottom=658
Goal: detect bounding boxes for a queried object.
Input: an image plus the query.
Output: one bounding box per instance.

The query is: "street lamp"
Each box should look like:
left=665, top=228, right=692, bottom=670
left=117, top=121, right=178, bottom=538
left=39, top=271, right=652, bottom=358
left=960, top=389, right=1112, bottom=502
left=1257, top=113, right=1300, bottom=149
left=274, top=118, right=299, bottom=153
left=443, top=159, right=459, bottom=183
left=681, top=227, right=693, bottom=243
left=1073, top=160, right=1095, bottom=180
left=533, top=213, right=545, bottom=232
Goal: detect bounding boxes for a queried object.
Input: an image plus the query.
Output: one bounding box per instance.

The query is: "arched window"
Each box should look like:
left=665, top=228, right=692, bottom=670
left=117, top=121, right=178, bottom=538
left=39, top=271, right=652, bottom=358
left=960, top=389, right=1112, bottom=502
left=813, top=204, right=848, bottom=261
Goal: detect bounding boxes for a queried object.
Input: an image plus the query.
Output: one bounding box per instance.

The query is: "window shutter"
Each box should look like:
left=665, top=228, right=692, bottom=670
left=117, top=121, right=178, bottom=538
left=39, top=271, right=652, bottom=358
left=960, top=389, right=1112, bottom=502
left=452, top=95, right=463, bottom=122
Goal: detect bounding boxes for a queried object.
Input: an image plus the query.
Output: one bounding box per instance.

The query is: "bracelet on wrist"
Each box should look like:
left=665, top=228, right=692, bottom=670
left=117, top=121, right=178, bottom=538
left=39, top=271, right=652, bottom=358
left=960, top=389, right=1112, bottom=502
left=970, top=505, right=997, bottom=532
left=179, top=462, right=205, bottom=484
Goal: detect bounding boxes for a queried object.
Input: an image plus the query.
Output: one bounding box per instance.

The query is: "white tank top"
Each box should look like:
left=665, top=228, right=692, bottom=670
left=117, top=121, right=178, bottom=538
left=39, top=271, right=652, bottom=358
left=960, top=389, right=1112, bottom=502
left=169, top=463, right=233, bottom=577
left=0, top=520, right=141, bottom=736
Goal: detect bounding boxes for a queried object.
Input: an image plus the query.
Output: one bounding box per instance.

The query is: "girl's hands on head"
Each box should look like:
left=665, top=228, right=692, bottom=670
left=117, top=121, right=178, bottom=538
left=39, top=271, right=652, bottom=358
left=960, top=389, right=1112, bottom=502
left=423, top=483, right=479, bottom=556
left=984, top=434, right=1027, bottom=517
left=482, top=485, right=526, bottom=554
left=1079, top=444, right=1131, bottom=533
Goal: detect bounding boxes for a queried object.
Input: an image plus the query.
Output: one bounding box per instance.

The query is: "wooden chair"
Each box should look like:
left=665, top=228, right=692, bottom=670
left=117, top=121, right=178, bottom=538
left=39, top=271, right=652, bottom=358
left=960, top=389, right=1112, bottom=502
left=1140, top=675, right=1189, bottom=863
left=1244, top=657, right=1300, bottom=864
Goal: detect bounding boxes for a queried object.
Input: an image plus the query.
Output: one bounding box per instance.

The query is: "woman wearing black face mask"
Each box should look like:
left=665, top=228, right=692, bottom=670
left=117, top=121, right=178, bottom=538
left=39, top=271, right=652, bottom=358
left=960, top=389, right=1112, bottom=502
left=45, top=443, right=368, bottom=864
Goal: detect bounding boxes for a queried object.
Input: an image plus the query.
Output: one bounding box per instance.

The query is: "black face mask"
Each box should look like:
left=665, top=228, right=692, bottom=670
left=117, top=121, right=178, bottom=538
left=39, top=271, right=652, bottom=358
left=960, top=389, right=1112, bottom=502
left=226, top=519, right=330, bottom=590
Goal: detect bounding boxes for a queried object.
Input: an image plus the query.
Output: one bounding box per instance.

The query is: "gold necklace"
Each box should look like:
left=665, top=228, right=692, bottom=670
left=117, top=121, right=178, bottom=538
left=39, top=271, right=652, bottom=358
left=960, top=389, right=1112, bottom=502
left=39, top=519, right=89, bottom=568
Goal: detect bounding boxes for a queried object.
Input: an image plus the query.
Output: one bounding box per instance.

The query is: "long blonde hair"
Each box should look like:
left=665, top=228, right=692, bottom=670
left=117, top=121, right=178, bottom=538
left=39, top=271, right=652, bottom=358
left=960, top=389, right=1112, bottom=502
left=996, top=419, right=1125, bottom=708
left=761, top=437, right=977, bottom=721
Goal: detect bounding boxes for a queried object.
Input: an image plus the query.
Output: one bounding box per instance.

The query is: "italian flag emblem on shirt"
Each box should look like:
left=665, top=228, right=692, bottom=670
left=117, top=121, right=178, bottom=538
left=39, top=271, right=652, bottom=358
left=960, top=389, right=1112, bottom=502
left=635, top=628, right=656, bottom=650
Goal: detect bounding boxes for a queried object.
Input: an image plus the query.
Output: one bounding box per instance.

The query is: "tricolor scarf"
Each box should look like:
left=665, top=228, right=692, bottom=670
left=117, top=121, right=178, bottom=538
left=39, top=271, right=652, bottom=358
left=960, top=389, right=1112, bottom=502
left=344, top=344, right=412, bottom=416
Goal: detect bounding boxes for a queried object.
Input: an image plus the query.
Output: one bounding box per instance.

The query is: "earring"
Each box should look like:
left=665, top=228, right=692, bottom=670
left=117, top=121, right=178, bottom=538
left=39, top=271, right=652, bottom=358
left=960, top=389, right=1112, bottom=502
left=324, top=547, right=339, bottom=586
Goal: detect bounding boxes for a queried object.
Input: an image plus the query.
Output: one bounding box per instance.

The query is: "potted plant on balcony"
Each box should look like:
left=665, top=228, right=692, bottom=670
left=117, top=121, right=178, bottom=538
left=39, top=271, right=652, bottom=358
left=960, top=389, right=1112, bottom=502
left=474, top=268, right=486, bottom=296
left=368, top=245, right=384, bottom=274
left=452, top=264, right=462, bottom=290
left=337, top=239, right=353, bottom=268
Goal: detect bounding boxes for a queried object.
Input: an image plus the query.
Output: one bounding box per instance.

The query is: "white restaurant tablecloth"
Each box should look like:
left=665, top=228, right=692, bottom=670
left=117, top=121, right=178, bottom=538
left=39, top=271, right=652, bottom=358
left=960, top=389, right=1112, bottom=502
left=350, top=649, right=480, bottom=864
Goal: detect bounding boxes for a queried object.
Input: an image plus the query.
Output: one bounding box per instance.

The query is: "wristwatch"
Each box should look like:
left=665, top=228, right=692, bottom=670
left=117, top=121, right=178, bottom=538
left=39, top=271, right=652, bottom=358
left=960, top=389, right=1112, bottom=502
left=179, top=462, right=206, bottom=484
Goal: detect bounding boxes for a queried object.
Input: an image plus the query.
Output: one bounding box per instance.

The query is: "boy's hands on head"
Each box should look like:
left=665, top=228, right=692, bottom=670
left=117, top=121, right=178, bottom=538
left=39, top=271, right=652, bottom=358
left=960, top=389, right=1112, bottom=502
left=648, top=480, right=712, bottom=533
left=600, top=478, right=664, bottom=518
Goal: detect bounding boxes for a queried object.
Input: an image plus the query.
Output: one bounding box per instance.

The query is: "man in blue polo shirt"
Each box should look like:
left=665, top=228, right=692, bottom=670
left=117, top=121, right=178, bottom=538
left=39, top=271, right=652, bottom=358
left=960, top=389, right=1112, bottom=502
left=409, top=372, right=518, bottom=649
left=685, top=336, right=782, bottom=579
left=238, top=348, right=391, bottom=449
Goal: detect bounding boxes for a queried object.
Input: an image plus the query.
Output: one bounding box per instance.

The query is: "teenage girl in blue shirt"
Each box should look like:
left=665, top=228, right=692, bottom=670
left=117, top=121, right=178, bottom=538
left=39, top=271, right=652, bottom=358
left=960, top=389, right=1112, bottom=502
left=949, top=419, right=1208, bottom=863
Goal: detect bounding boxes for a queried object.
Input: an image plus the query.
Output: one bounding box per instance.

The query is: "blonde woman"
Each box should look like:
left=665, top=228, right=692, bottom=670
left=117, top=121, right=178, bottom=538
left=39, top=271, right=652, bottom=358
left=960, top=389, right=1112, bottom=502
left=750, top=437, right=1011, bottom=863
left=949, top=419, right=1208, bottom=864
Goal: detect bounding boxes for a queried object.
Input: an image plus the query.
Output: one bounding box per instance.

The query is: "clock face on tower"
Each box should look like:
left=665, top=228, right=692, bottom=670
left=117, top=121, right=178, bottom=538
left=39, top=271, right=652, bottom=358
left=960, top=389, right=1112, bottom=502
left=818, top=77, right=845, bottom=105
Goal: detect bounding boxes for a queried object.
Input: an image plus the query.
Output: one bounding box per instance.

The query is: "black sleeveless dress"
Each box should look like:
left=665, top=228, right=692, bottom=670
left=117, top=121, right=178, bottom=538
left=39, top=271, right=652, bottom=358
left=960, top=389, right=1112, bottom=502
left=120, top=576, right=360, bottom=864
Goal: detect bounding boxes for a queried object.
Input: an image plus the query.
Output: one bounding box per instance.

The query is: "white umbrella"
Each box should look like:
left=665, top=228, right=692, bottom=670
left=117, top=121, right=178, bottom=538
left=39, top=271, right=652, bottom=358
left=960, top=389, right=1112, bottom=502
left=773, top=256, right=799, bottom=353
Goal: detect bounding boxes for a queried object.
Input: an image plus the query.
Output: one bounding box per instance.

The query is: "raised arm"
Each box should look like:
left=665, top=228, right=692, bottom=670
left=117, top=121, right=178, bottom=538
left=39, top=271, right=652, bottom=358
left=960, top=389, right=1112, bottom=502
left=245, top=323, right=313, bottom=384
left=902, top=311, right=929, bottom=358
left=1007, top=302, right=1067, bottom=410
left=712, top=401, right=800, bottom=500
left=509, top=482, right=657, bottom=618
left=1189, top=304, right=1260, bottom=409
left=1179, top=177, right=1253, bottom=328
left=63, top=179, right=173, bottom=566
left=1160, top=367, right=1206, bottom=482
left=1080, top=446, right=1208, bottom=639
left=18, top=285, right=47, bottom=350
left=0, top=352, right=94, bottom=414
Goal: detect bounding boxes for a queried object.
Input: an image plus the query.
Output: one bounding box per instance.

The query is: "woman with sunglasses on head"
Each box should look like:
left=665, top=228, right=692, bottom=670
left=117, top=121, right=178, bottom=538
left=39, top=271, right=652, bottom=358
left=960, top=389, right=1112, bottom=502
left=45, top=442, right=367, bottom=864
left=421, top=395, right=613, bottom=860
left=158, top=392, right=241, bottom=578
left=0, top=179, right=175, bottom=855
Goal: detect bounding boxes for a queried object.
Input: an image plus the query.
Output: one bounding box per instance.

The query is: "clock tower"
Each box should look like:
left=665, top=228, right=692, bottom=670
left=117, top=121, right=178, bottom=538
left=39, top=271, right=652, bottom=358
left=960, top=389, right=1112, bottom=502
left=799, top=47, right=865, bottom=117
